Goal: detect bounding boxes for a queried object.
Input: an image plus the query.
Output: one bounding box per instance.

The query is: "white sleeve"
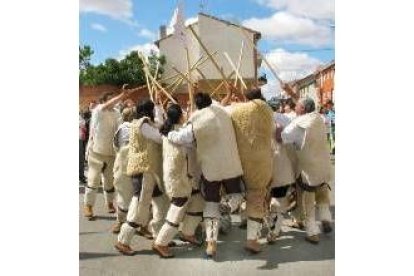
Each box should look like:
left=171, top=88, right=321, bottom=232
left=167, top=124, right=194, bottom=145
left=140, top=123, right=162, bottom=144
left=281, top=123, right=306, bottom=150
left=154, top=105, right=165, bottom=127
left=274, top=113, right=292, bottom=128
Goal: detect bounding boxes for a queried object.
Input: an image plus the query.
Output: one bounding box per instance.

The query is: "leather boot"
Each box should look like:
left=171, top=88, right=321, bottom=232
left=206, top=241, right=217, bottom=257
left=179, top=234, right=202, bottom=247
left=244, top=240, right=261, bottom=254
left=152, top=243, right=174, bottom=258
left=305, top=235, right=320, bottom=244
left=111, top=221, right=123, bottom=234
left=114, top=241, right=135, bottom=256
left=83, top=205, right=94, bottom=218
left=107, top=202, right=116, bottom=214
left=266, top=231, right=281, bottom=244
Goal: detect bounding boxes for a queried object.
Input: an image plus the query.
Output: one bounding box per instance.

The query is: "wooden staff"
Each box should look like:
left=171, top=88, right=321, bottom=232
left=144, top=66, right=177, bottom=104
left=152, top=61, right=160, bottom=99
left=234, top=40, right=244, bottom=86
left=185, top=47, right=194, bottom=112
left=167, top=51, right=219, bottom=95
left=172, top=66, right=194, bottom=86
left=210, top=70, right=236, bottom=97
left=160, top=51, right=218, bottom=85
left=139, top=53, right=177, bottom=104
left=140, top=56, right=153, bottom=101
left=223, top=52, right=248, bottom=90
left=188, top=25, right=230, bottom=93
left=140, top=53, right=159, bottom=101
left=240, top=29, right=283, bottom=84
left=196, top=68, right=216, bottom=91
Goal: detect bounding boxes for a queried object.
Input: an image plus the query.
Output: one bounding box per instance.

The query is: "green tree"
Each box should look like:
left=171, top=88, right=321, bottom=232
left=79, top=45, right=94, bottom=70
left=79, top=46, right=166, bottom=87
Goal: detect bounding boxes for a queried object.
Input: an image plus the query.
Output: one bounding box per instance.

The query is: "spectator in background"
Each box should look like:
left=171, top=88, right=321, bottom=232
left=319, top=106, right=332, bottom=143
left=79, top=111, right=88, bottom=183
left=284, top=98, right=297, bottom=120
left=325, top=100, right=335, bottom=154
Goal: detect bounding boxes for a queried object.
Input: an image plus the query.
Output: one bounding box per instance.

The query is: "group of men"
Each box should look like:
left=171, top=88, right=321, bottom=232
left=81, top=83, right=334, bottom=259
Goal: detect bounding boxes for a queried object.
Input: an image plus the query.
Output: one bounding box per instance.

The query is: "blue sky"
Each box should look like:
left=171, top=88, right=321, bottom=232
left=80, top=0, right=334, bottom=93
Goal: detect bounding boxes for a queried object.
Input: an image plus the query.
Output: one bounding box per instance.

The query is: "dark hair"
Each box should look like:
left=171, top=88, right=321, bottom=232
left=258, top=74, right=267, bottom=84
left=246, top=88, right=265, bottom=101
left=285, top=98, right=296, bottom=109
left=300, top=98, right=316, bottom=113
left=160, top=104, right=183, bottom=136
left=194, top=92, right=212, bottom=110
left=135, top=98, right=155, bottom=121
left=99, top=92, right=115, bottom=103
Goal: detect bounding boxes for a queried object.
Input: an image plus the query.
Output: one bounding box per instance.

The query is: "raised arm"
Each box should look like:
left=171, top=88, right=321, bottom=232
left=167, top=123, right=194, bottom=146
left=101, top=84, right=132, bottom=111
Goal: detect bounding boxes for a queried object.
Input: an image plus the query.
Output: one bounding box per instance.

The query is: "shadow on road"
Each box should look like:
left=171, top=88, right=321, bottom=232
left=79, top=252, right=119, bottom=260
left=149, top=221, right=335, bottom=270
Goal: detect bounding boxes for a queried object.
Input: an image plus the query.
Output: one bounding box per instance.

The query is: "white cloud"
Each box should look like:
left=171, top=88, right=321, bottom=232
left=256, top=0, right=334, bottom=21
left=80, top=0, right=133, bottom=21
left=166, top=16, right=198, bottom=35
left=259, top=48, right=322, bottom=99
left=90, top=23, right=107, bottom=32
left=243, top=11, right=333, bottom=46
left=264, top=48, right=322, bottom=81
left=138, top=28, right=157, bottom=40
left=118, top=43, right=159, bottom=60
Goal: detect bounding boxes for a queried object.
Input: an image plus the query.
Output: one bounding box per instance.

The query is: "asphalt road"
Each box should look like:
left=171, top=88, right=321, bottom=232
left=79, top=169, right=335, bottom=276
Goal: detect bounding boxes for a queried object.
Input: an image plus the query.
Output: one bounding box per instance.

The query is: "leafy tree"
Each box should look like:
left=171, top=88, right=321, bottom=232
left=79, top=46, right=166, bottom=87
left=79, top=45, right=94, bottom=70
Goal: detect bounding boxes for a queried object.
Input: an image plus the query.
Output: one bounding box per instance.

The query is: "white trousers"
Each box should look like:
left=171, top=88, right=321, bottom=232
left=114, top=174, right=133, bottom=223
left=84, top=150, right=115, bottom=207
left=303, top=184, right=332, bottom=236
left=117, top=173, right=168, bottom=245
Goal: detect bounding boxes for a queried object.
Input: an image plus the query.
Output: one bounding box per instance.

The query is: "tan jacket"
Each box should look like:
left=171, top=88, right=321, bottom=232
left=230, top=100, right=273, bottom=189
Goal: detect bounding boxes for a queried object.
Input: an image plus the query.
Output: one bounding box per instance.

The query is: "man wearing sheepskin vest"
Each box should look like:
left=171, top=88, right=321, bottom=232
left=230, top=89, right=274, bottom=253
left=152, top=104, right=205, bottom=258
left=266, top=101, right=298, bottom=243
left=83, top=91, right=128, bottom=219
left=115, top=99, right=169, bottom=256
left=279, top=97, right=333, bottom=244
left=111, top=107, right=134, bottom=234
left=167, top=92, right=244, bottom=258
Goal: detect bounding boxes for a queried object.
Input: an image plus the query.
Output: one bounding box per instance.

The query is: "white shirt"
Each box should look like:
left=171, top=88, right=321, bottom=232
left=285, top=111, right=297, bottom=120
left=167, top=123, right=195, bottom=148
left=114, top=122, right=131, bottom=148
left=141, top=122, right=162, bottom=144
left=153, top=104, right=165, bottom=128
left=274, top=112, right=292, bottom=128
left=281, top=119, right=306, bottom=150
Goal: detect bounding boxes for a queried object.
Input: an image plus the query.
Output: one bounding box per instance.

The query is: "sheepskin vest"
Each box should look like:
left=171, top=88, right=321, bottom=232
left=113, top=123, right=130, bottom=180
left=271, top=140, right=296, bottom=187
left=91, top=107, right=120, bottom=156
left=126, top=118, right=162, bottom=178
left=294, top=112, right=332, bottom=186
left=230, top=99, right=273, bottom=189
left=190, top=105, right=243, bottom=182
left=162, top=125, right=192, bottom=198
